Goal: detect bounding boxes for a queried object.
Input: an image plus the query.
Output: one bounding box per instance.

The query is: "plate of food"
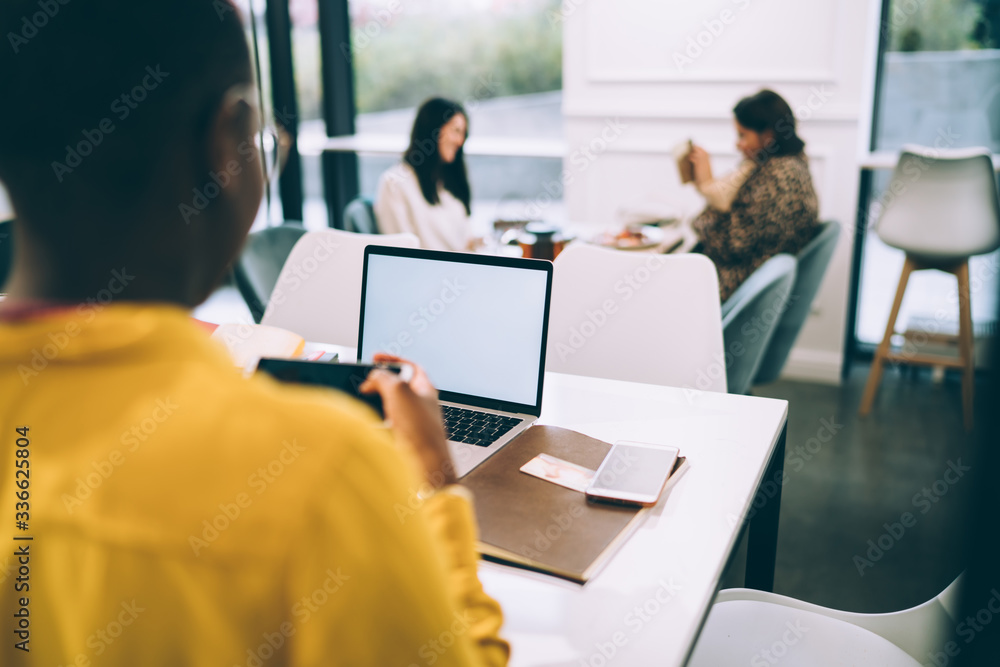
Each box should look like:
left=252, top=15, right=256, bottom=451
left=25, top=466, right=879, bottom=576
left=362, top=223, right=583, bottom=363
left=588, top=225, right=666, bottom=251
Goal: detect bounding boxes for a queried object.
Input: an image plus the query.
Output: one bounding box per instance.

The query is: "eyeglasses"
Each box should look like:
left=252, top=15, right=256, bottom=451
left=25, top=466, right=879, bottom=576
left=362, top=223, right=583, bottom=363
left=223, top=85, right=290, bottom=187
left=257, top=120, right=292, bottom=187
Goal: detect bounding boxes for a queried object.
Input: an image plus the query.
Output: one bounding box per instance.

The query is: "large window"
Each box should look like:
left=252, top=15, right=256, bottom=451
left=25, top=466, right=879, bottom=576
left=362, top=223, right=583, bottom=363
left=254, top=0, right=564, bottom=232
left=344, top=0, right=565, bottom=233
left=288, top=0, right=326, bottom=227
left=853, top=0, right=1000, bottom=355
left=231, top=0, right=277, bottom=228
left=350, top=0, right=561, bottom=114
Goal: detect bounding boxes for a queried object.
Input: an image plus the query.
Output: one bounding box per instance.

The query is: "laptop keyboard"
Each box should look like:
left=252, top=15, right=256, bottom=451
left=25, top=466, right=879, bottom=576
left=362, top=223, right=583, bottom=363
left=442, top=405, right=522, bottom=447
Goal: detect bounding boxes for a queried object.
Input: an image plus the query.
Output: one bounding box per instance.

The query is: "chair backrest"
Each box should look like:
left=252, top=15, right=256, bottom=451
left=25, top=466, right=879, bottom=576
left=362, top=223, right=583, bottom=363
left=721, top=254, right=797, bottom=395
left=232, top=223, right=308, bottom=323
left=261, top=229, right=419, bottom=347
left=546, top=243, right=727, bottom=392
left=753, top=220, right=841, bottom=385
left=0, top=219, right=13, bottom=289
left=712, top=574, right=963, bottom=665
left=876, top=144, right=1000, bottom=260
left=343, top=197, right=378, bottom=235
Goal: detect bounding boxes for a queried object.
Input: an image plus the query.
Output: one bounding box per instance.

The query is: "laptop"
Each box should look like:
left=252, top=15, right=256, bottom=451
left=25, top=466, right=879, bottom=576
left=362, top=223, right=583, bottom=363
left=357, top=245, right=553, bottom=478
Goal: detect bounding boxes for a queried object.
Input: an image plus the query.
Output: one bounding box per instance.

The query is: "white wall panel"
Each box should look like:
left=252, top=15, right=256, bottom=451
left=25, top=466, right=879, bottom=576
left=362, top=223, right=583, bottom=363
left=585, top=0, right=838, bottom=83
left=563, top=0, right=877, bottom=384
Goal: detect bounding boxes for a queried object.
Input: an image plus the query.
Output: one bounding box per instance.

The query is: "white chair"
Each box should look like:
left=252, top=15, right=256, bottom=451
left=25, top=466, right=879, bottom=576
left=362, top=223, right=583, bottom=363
left=261, top=229, right=419, bottom=347
left=546, top=243, right=726, bottom=392
left=689, top=577, right=962, bottom=666
left=859, top=145, right=1000, bottom=431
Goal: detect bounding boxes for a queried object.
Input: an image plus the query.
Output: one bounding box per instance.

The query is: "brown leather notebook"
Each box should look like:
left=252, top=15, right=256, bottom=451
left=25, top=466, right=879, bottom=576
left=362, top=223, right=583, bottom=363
left=460, top=425, right=687, bottom=584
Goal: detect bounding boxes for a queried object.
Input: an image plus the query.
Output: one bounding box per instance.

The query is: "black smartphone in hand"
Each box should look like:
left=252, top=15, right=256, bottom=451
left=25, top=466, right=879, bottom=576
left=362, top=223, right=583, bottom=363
left=256, top=358, right=403, bottom=417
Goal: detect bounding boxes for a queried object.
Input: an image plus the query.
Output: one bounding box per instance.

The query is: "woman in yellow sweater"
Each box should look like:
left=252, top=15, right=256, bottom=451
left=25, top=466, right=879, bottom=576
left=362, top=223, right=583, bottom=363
left=0, top=2, right=507, bottom=666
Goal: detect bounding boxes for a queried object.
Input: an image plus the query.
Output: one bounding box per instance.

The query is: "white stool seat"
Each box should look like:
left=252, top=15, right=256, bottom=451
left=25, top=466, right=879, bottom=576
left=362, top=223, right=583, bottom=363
left=860, top=144, right=1000, bottom=431
left=689, top=600, right=922, bottom=667
left=876, top=145, right=1000, bottom=261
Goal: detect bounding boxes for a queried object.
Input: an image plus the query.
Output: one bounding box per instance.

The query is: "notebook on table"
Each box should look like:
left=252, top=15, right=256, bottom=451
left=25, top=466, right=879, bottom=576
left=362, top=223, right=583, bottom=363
left=460, top=425, right=688, bottom=584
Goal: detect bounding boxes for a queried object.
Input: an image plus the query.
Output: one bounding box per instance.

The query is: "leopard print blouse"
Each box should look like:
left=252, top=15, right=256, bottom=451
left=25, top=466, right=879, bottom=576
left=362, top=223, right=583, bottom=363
left=692, top=154, right=820, bottom=302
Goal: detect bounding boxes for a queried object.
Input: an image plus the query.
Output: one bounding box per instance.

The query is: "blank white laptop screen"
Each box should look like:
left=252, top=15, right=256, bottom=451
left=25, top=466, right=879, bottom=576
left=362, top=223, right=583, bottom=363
left=358, top=252, right=549, bottom=407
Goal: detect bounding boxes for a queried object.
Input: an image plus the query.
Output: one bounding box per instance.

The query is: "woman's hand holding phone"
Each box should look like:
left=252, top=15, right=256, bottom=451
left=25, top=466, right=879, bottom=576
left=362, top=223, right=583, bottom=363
left=359, top=353, right=457, bottom=488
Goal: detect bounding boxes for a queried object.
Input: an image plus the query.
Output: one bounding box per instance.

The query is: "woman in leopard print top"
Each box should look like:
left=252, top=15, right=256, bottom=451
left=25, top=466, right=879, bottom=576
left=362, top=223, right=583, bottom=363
left=689, top=90, right=820, bottom=302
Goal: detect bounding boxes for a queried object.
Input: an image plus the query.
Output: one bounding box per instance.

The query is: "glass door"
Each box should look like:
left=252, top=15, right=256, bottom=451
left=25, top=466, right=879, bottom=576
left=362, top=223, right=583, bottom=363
left=848, top=0, right=1000, bottom=370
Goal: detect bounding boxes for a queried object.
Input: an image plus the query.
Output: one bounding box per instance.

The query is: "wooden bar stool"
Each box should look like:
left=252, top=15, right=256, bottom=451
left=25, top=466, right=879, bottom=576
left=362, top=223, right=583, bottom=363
left=859, top=146, right=1000, bottom=431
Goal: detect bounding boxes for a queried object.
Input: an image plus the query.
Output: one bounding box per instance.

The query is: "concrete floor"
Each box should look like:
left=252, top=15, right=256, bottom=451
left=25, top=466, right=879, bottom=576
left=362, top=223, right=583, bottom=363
left=726, top=363, right=981, bottom=614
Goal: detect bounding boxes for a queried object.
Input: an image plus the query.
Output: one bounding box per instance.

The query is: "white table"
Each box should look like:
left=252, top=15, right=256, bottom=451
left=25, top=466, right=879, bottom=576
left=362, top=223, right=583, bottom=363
left=483, top=372, right=788, bottom=667
left=295, top=347, right=788, bottom=666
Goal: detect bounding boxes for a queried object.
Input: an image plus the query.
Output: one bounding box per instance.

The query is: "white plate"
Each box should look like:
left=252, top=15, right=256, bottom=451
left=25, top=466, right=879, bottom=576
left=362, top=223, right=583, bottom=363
left=588, top=225, right=666, bottom=251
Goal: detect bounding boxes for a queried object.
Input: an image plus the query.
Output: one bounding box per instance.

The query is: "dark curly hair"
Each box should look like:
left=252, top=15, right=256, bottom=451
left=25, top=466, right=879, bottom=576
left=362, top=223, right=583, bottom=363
left=734, top=89, right=806, bottom=160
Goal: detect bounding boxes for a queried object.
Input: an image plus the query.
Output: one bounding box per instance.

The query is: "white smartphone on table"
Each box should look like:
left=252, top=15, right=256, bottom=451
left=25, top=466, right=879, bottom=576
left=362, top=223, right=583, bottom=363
left=585, top=441, right=680, bottom=507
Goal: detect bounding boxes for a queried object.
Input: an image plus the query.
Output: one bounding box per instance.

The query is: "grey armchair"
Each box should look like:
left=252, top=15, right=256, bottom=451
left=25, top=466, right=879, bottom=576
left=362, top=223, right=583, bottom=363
left=753, top=220, right=841, bottom=385
left=232, top=222, right=308, bottom=323
left=343, top=197, right=378, bottom=235
left=721, top=254, right=797, bottom=395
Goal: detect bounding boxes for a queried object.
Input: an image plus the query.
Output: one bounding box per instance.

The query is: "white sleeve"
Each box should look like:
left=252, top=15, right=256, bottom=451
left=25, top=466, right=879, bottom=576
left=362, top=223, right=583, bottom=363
left=374, top=166, right=471, bottom=251
left=374, top=171, right=417, bottom=237
left=695, top=160, right=755, bottom=213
